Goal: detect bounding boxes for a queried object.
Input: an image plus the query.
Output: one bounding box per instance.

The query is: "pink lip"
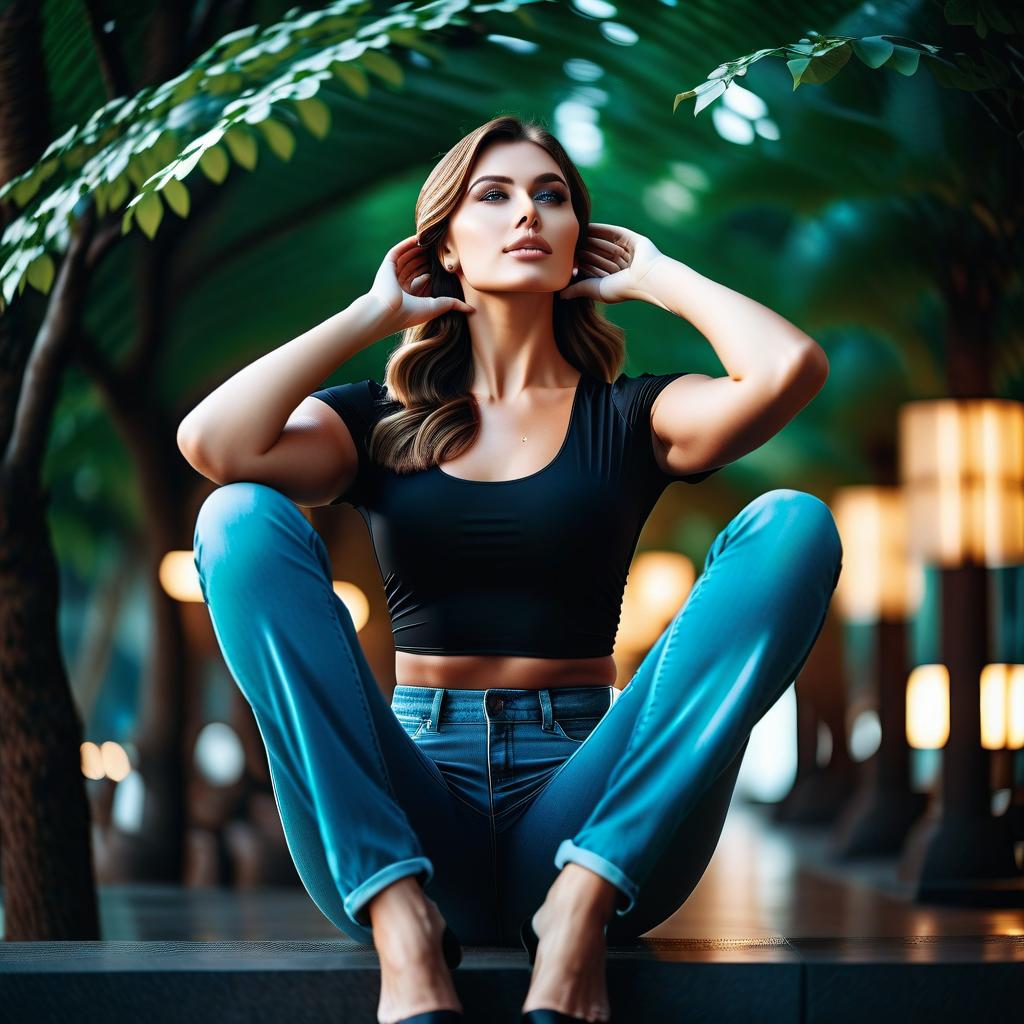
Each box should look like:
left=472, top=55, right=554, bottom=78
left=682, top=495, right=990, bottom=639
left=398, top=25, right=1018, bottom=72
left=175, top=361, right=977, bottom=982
left=505, top=248, right=551, bottom=260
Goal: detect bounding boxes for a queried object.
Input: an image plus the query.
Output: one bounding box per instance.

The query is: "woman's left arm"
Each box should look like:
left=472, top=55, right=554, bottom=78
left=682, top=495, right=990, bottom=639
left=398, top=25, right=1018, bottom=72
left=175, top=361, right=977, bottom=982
left=629, top=254, right=829, bottom=478
left=564, top=223, right=829, bottom=477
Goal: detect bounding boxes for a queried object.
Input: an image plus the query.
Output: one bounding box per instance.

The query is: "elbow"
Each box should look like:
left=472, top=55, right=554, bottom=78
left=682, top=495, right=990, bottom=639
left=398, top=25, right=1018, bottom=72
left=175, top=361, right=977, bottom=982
left=784, top=342, right=829, bottom=399
left=177, top=420, right=206, bottom=466
left=176, top=420, right=195, bottom=458
left=806, top=339, right=829, bottom=379
left=177, top=424, right=227, bottom=482
left=810, top=345, right=830, bottom=392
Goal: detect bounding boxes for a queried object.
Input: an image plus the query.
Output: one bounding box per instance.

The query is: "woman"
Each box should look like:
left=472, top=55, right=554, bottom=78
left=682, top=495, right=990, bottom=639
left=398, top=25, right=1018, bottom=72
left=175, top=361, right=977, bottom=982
left=181, top=116, right=842, bottom=1024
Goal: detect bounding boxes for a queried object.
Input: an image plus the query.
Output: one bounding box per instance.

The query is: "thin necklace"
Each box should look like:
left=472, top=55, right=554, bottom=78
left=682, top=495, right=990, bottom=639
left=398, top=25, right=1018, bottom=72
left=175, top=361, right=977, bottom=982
left=471, top=381, right=577, bottom=446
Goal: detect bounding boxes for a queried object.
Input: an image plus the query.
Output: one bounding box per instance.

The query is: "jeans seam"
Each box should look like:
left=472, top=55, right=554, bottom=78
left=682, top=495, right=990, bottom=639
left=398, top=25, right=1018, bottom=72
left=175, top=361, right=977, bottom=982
left=309, top=526, right=397, bottom=803
left=518, top=689, right=615, bottom=815
left=485, top=699, right=503, bottom=944
left=394, top=714, right=492, bottom=820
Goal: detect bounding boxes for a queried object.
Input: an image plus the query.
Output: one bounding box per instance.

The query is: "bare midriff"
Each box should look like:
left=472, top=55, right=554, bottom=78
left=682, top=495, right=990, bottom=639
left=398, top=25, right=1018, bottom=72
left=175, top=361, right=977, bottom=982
left=394, top=651, right=617, bottom=690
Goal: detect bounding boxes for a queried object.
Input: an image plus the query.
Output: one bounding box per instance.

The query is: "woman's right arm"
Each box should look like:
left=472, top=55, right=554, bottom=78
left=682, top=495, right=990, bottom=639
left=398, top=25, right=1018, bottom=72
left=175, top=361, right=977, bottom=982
left=177, top=234, right=474, bottom=506
left=177, top=292, right=393, bottom=470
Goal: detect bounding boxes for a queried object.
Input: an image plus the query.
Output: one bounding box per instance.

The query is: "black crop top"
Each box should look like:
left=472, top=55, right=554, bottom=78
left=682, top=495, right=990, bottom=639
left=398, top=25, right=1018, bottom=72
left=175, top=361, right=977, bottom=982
left=310, top=371, right=721, bottom=659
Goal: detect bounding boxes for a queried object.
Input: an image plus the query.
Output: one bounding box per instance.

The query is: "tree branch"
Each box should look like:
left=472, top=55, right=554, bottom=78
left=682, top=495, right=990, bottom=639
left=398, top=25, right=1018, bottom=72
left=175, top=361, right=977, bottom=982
left=81, top=0, right=133, bottom=100
left=4, top=202, right=96, bottom=479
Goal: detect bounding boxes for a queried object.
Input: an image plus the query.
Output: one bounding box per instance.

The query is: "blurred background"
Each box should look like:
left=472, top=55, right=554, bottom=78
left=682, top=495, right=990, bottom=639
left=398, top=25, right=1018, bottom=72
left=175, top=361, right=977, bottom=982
left=1, top=0, right=1022, bottom=945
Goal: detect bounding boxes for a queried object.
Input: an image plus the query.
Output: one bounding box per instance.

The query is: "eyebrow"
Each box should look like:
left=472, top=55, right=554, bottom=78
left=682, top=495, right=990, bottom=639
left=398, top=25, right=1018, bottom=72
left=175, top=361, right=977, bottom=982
left=467, top=172, right=569, bottom=191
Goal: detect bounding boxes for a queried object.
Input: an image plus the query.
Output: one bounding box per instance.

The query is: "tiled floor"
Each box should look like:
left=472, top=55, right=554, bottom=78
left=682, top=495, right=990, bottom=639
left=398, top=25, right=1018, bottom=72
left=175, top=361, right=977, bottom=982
left=2, top=799, right=1022, bottom=1022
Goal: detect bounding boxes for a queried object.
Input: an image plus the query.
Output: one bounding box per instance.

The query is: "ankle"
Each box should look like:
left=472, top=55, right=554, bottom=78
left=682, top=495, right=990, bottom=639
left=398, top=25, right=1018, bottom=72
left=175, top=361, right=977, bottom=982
left=543, top=865, right=616, bottom=925
left=369, top=880, right=444, bottom=960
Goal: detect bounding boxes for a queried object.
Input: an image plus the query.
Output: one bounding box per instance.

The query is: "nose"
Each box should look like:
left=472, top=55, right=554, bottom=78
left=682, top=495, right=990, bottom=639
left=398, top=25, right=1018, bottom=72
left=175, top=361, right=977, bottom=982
left=516, top=203, right=541, bottom=228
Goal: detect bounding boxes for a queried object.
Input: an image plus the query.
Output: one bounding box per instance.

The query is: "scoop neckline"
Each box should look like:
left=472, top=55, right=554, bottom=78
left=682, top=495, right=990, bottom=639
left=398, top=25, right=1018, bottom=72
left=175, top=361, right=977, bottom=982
left=434, top=373, right=586, bottom=485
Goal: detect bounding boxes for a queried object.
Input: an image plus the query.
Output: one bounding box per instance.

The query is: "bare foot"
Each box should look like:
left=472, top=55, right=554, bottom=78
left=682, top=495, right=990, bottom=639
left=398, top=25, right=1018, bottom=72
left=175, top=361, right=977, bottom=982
left=521, top=899, right=611, bottom=1022
left=374, top=892, right=463, bottom=1024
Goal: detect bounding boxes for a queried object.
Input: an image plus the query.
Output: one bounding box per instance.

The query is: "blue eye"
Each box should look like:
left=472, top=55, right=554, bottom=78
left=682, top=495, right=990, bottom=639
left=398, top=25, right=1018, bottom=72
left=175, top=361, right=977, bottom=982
left=480, top=189, right=566, bottom=204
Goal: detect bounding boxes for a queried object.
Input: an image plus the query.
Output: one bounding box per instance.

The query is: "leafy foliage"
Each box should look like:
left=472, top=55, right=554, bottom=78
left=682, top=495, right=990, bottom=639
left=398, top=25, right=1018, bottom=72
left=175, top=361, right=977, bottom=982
left=0, top=0, right=551, bottom=311
left=673, top=3, right=1024, bottom=151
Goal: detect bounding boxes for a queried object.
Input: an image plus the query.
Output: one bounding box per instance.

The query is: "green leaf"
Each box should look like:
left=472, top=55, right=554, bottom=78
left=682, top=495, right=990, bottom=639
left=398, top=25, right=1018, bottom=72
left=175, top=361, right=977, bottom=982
left=295, top=96, right=331, bottom=139
left=170, top=146, right=206, bottom=181
left=787, top=57, right=811, bottom=87
left=333, top=60, right=370, bottom=98
left=388, top=28, right=445, bottom=62
left=108, top=173, right=130, bottom=209
left=135, top=191, right=163, bottom=239
left=161, top=177, right=190, bottom=217
left=886, top=44, right=921, bottom=76
left=360, top=49, right=404, bottom=88
left=219, top=25, right=261, bottom=60
left=693, top=79, right=726, bottom=115
left=224, top=126, right=259, bottom=170
left=11, top=172, right=41, bottom=207
left=199, top=144, right=230, bottom=183
left=242, top=99, right=273, bottom=124
left=259, top=117, right=296, bottom=161
left=798, top=42, right=852, bottom=84
left=3, top=267, right=23, bottom=306
left=26, top=252, right=55, bottom=293
left=852, top=35, right=894, bottom=69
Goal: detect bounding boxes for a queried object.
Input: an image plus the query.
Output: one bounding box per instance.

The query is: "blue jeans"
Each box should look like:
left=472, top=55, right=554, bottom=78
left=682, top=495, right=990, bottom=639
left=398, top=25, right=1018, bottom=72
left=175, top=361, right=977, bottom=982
left=193, top=483, right=842, bottom=948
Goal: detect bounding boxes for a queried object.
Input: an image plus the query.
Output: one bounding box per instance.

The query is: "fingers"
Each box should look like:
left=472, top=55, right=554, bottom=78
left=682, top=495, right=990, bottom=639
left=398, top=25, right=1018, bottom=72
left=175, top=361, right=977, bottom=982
left=387, top=234, right=421, bottom=264
left=586, top=236, right=626, bottom=256
left=587, top=222, right=629, bottom=241
left=390, top=236, right=434, bottom=280
left=580, top=248, right=624, bottom=274
left=396, top=245, right=429, bottom=274
left=396, top=249, right=431, bottom=291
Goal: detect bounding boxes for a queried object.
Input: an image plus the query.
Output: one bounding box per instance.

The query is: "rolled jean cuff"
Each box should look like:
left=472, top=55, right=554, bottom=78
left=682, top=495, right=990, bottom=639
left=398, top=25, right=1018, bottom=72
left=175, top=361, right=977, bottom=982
left=554, top=839, right=639, bottom=917
left=343, top=856, right=434, bottom=929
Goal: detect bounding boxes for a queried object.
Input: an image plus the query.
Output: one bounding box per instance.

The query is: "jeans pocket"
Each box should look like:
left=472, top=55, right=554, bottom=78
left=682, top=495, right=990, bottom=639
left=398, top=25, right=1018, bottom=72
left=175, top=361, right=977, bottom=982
left=395, top=713, right=429, bottom=741
left=551, top=715, right=603, bottom=745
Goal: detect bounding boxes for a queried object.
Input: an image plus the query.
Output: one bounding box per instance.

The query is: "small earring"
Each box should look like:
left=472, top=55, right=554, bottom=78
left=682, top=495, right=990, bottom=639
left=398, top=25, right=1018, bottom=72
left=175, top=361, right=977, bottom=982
left=572, top=266, right=578, bottom=276
left=447, top=263, right=454, bottom=271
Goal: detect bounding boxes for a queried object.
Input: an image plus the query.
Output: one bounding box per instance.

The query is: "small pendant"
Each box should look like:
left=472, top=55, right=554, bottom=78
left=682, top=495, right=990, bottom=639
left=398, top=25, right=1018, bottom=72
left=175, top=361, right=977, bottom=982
left=521, top=435, right=528, bottom=443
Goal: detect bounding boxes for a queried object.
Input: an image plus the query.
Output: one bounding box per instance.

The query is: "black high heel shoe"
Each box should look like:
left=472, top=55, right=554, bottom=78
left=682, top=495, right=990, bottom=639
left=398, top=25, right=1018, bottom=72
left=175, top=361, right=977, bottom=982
left=391, top=924, right=464, bottom=1024
left=519, top=914, right=610, bottom=1024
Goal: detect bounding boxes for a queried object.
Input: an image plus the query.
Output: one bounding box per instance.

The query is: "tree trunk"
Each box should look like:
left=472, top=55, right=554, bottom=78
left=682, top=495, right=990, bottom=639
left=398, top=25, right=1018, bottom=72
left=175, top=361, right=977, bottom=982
left=0, top=0, right=99, bottom=940
left=0, top=465, right=101, bottom=939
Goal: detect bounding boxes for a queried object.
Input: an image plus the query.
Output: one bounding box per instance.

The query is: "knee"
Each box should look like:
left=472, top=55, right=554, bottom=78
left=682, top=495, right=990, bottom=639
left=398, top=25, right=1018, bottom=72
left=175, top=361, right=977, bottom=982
left=193, top=481, right=295, bottom=571
left=749, top=489, right=842, bottom=568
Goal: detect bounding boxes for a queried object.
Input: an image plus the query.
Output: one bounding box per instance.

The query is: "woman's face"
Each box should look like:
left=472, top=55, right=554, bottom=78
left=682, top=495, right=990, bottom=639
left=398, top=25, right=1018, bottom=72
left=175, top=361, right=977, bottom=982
left=442, top=139, right=580, bottom=293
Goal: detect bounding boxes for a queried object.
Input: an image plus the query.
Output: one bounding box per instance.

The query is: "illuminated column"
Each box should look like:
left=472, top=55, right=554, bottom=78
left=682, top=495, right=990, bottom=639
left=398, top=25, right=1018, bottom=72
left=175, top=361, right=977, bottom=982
left=614, top=551, right=694, bottom=685
left=897, top=399, right=1024, bottom=903
left=829, top=487, right=930, bottom=857
left=989, top=567, right=1024, bottom=850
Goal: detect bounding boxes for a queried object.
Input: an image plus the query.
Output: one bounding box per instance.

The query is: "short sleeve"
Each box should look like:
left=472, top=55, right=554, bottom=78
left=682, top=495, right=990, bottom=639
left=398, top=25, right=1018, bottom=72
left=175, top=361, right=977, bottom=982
left=309, top=378, right=389, bottom=506
left=611, top=371, right=722, bottom=487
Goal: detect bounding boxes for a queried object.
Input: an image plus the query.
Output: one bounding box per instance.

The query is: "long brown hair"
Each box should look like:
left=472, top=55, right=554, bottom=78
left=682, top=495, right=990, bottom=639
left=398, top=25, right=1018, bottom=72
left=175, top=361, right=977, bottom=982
left=368, top=115, right=625, bottom=473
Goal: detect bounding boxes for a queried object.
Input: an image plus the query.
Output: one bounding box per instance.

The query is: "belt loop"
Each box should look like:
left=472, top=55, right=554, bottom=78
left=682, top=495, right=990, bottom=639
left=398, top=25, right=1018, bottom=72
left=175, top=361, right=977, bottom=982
left=427, top=687, right=445, bottom=731
left=538, top=689, right=554, bottom=732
